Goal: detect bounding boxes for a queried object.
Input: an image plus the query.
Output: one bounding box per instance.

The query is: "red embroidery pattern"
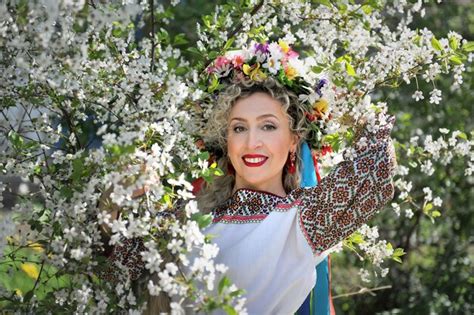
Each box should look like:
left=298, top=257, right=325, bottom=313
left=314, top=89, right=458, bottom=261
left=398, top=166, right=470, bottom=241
left=98, top=237, right=146, bottom=282
left=292, top=116, right=396, bottom=254
left=212, top=189, right=295, bottom=224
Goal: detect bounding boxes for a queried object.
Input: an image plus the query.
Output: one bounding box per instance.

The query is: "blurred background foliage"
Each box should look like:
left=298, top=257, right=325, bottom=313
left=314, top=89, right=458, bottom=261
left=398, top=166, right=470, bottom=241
left=330, top=1, right=474, bottom=314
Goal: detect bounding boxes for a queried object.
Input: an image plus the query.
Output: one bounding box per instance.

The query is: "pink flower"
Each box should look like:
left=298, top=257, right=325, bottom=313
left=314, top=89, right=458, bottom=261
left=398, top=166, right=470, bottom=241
left=286, top=49, right=299, bottom=59
left=214, top=56, right=231, bottom=69
left=232, top=55, right=244, bottom=69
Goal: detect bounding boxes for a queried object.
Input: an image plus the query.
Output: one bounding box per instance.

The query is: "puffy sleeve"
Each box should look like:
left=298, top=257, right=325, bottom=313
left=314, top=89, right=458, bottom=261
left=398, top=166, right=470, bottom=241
left=293, top=115, right=397, bottom=255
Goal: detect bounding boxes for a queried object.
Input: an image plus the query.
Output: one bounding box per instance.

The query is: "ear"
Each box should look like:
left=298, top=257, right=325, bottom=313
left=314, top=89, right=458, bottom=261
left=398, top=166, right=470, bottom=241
left=290, top=132, right=299, bottom=152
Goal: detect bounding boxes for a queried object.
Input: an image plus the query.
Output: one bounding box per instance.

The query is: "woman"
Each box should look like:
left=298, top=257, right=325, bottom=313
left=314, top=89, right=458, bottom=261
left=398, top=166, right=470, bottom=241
left=100, top=41, right=396, bottom=314
left=194, top=75, right=396, bottom=314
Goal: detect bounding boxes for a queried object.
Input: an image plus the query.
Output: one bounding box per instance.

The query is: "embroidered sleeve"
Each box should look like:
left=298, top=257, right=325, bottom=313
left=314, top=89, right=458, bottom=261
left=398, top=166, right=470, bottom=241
left=97, top=237, right=146, bottom=283
left=294, top=115, right=396, bottom=255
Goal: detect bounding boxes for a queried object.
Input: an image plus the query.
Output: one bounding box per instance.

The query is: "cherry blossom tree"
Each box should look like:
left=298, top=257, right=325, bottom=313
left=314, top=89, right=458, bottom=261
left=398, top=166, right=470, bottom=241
left=0, top=0, right=472, bottom=313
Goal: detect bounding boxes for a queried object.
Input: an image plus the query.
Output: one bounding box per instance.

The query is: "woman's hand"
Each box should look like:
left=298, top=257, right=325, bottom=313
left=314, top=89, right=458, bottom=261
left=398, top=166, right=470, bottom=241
left=98, top=164, right=159, bottom=235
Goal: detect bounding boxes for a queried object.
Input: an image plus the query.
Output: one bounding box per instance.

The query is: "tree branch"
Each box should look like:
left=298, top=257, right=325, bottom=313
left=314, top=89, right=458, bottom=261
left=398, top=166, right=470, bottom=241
left=332, top=285, right=392, bottom=299
left=150, top=0, right=155, bottom=72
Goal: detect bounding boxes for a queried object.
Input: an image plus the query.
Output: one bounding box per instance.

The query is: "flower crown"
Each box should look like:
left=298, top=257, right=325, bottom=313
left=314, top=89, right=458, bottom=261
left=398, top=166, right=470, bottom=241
left=205, top=40, right=333, bottom=150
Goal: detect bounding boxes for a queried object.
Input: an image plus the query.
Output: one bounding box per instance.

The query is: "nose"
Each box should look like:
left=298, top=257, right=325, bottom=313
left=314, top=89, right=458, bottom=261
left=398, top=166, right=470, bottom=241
left=246, top=127, right=263, bottom=149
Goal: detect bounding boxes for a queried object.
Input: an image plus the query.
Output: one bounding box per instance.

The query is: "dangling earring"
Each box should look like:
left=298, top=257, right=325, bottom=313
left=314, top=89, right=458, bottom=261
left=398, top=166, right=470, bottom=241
left=288, top=151, right=296, bottom=174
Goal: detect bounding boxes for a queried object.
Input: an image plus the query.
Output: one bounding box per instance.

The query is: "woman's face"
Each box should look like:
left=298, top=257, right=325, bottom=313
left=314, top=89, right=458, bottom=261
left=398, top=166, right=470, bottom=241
left=227, top=92, right=298, bottom=196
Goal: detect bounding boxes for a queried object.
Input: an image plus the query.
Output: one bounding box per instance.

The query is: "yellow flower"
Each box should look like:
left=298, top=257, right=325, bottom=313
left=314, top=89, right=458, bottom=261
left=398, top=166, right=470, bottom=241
left=243, top=63, right=267, bottom=81
left=278, top=39, right=290, bottom=53
left=284, top=66, right=297, bottom=80
left=20, top=263, right=39, bottom=280
left=242, top=64, right=252, bottom=75
left=313, top=99, right=329, bottom=117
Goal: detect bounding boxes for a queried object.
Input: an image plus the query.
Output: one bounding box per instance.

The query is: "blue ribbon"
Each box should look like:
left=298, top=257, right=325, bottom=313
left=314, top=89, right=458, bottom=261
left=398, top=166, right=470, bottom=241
left=296, top=142, right=330, bottom=315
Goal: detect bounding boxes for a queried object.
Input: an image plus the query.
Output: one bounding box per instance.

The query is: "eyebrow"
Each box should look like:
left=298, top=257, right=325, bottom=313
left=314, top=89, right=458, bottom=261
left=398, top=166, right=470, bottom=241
left=230, top=114, right=280, bottom=122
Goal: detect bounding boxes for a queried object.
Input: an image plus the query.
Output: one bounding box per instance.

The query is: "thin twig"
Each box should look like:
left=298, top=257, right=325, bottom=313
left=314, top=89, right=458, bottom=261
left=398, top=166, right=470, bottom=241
left=332, top=285, right=392, bottom=299
left=150, top=0, right=155, bottom=72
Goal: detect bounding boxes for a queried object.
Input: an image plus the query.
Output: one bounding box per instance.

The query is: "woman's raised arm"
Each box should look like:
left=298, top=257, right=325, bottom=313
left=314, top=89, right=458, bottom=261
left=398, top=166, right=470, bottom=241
left=292, top=115, right=397, bottom=255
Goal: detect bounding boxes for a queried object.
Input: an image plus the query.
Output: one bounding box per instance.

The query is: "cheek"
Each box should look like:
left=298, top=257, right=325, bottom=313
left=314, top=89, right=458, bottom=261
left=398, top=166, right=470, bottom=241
left=226, top=135, right=240, bottom=161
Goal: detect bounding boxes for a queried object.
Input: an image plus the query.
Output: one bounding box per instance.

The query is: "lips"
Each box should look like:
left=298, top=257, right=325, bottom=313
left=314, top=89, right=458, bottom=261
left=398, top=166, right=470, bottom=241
left=242, top=154, right=268, bottom=167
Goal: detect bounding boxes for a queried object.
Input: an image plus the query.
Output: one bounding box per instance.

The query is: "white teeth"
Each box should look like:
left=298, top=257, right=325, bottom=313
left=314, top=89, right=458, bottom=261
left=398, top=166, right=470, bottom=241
left=244, top=157, right=266, bottom=163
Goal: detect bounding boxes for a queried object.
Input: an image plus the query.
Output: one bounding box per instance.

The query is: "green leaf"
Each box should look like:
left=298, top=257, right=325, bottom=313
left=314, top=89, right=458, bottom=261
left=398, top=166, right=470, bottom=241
left=345, top=62, right=356, bottom=76
left=187, top=47, right=203, bottom=56
left=361, top=5, right=373, bottom=15
left=311, top=65, right=325, bottom=73
left=457, top=132, right=468, bottom=140
left=191, top=213, right=213, bottom=229
left=202, top=15, right=212, bottom=28
left=218, top=276, right=231, bottom=295
left=348, top=232, right=365, bottom=244
left=423, top=203, right=433, bottom=214
left=173, top=33, right=188, bottom=46
left=208, top=75, right=219, bottom=93
left=213, top=168, right=224, bottom=176
left=431, top=37, right=443, bottom=51
left=222, top=305, right=238, bottom=315
left=312, top=0, right=332, bottom=7
left=198, top=151, right=210, bottom=161
left=393, top=248, right=406, bottom=257
left=392, top=256, right=403, bottom=264
left=462, top=41, right=474, bottom=52
left=386, top=242, right=393, bottom=251
left=208, top=51, right=219, bottom=60
left=449, top=56, right=463, bottom=65
left=224, top=37, right=235, bottom=50
left=449, top=36, right=459, bottom=50
left=8, top=130, right=24, bottom=150
left=431, top=210, right=441, bottom=218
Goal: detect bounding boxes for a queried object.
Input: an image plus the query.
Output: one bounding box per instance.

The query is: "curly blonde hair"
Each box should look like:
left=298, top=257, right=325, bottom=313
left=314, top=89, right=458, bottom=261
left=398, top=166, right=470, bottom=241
left=198, top=78, right=309, bottom=213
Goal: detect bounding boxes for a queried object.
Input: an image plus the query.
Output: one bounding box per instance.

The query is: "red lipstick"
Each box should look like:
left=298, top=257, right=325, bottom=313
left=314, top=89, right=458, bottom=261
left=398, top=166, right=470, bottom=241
left=242, top=154, right=268, bottom=167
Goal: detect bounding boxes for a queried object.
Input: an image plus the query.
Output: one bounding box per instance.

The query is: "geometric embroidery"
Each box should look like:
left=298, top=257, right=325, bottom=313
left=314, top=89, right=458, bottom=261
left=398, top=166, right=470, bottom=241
left=212, top=188, right=300, bottom=224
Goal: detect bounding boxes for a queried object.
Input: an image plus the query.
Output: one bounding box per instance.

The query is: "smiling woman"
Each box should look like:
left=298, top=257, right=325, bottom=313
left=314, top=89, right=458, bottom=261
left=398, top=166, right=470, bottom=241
left=194, top=77, right=397, bottom=314
left=227, top=92, right=298, bottom=196
left=198, top=79, right=307, bottom=214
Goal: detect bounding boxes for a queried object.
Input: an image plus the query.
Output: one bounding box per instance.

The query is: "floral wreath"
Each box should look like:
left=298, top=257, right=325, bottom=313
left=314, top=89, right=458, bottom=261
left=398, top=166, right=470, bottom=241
left=204, top=40, right=334, bottom=152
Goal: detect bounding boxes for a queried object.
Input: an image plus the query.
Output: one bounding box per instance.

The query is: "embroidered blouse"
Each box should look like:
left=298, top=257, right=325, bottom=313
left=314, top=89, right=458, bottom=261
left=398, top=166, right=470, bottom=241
left=100, top=117, right=396, bottom=314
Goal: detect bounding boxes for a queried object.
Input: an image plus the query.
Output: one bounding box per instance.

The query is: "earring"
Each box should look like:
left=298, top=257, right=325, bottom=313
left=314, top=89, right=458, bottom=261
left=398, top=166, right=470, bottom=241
left=288, top=151, right=296, bottom=174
